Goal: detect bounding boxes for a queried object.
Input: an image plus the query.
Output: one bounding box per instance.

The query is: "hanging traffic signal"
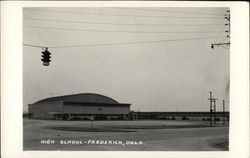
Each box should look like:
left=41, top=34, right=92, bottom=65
left=41, top=47, right=51, bottom=66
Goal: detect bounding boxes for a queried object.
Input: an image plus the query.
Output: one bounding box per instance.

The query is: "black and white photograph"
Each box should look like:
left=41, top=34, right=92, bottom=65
left=23, top=7, right=230, bottom=151
left=1, top=1, right=249, bottom=158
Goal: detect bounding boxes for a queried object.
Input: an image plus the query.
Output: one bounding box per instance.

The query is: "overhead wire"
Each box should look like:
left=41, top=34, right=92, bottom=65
left=23, top=36, right=227, bottom=49
left=113, top=7, right=227, bottom=16
left=24, top=8, right=225, bottom=19
left=214, top=24, right=228, bottom=44
left=23, top=43, right=44, bottom=48
left=24, top=25, right=224, bottom=34
left=23, top=17, right=226, bottom=27
left=23, top=9, right=228, bottom=50
left=213, top=10, right=229, bottom=44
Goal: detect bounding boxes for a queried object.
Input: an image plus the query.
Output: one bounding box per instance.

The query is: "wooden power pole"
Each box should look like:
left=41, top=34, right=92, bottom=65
left=211, top=10, right=230, bottom=50
left=208, top=92, right=213, bottom=125
left=208, top=91, right=218, bottom=125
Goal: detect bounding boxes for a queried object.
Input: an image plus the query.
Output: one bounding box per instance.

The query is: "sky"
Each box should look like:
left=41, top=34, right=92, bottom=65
left=23, top=7, right=230, bottom=112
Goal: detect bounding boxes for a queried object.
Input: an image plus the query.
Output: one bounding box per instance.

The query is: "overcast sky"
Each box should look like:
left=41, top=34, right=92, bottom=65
left=23, top=7, right=230, bottom=112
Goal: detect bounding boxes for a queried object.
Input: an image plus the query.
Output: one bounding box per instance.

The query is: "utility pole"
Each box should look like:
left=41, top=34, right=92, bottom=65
left=211, top=10, right=230, bottom=49
left=208, top=91, right=218, bottom=125
left=213, top=99, right=218, bottom=124
left=208, top=92, right=213, bottom=125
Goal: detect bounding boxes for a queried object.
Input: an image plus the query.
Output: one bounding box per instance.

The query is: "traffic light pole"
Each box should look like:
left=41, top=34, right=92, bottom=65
left=211, top=42, right=230, bottom=49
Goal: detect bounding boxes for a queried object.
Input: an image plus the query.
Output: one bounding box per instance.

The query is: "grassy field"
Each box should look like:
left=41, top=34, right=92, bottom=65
left=23, top=119, right=229, bottom=151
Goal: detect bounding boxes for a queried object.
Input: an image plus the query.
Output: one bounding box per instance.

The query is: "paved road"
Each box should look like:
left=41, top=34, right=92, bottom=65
left=23, top=119, right=229, bottom=151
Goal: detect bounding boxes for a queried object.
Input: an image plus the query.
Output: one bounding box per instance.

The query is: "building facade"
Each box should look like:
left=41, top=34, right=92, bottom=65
left=28, top=93, right=131, bottom=120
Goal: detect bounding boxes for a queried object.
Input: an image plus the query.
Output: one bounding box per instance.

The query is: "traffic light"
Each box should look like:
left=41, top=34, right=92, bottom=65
left=41, top=47, right=51, bottom=66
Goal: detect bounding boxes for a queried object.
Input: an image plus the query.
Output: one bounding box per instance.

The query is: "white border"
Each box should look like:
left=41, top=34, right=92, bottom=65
left=1, top=1, right=249, bottom=158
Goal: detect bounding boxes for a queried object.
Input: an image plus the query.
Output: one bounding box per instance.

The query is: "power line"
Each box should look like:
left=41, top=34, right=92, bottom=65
left=23, top=43, right=44, bottom=48
left=24, top=25, right=225, bottom=34
left=211, top=10, right=230, bottom=50
left=114, top=7, right=226, bottom=16
left=24, top=8, right=225, bottom=19
left=214, top=24, right=228, bottom=43
left=23, top=36, right=227, bottom=49
left=24, top=17, right=226, bottom=27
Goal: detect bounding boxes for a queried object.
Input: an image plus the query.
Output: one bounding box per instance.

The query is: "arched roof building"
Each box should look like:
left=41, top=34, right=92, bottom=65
left=35, top=93, right=119, bottom=104
left=28, top=93, right=131, bottom=120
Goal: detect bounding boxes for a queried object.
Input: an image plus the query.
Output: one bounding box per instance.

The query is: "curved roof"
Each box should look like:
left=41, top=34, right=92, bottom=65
left=35, top=93, right=119, bottom=104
